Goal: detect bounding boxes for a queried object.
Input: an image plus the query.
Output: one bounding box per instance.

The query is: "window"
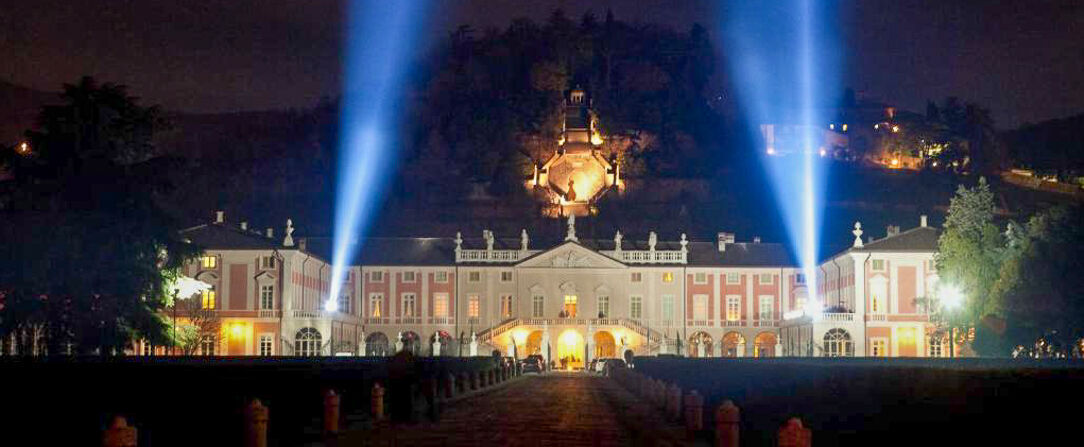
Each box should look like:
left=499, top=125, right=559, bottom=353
left=758, top=274, right=773, bottom=285
left=295, top=328, right=322, bottom=356
left=871, top=338, right=888, bottom=357
left=563, top=295, right=577, bottom=318
left=468, top=295, right=480, bottom=318
left=872, top=259, right=885, bottom=271
left=928, top=336, right=943, bottom=358
left=871, top=294, right=883, bottom=313
left=823, top=328, right=853, bottom=357
left=759, top=296, right=773, bottom=320
left=201, top=289, right=216, bottom=310
left=369, top=293, right=383, bottom=318
left=260, top=256, right=275, bottom=269
left=662, top=272, right=674, bottom=283
left=435, top=271, right=449, bottom=283
left=661, top=295, right=674, bottom=321
left=693, top=295, right=708, bottom=320
left=630, top=296, right=643, bottom=319
left=141, top=340, right=153, bottom=356
left=338, top=293, right=351, bottom=314
left=468, top=271, right=481, bottom=282
left=433, top=293, right=449, bottom=317
left=694, top=272, right=707, bottom=284
left=402, top=293, right=417, bottom=317
left=370, top=271, right=384, bottom=282
left=631, top=272, right=642, bottom=283
left=402, top=271, right=416, bottom=283
left=532, top=295, right=544, bottom=318
left=726, top=296, right=741, bottom=321
left=725, top=273, right=740, bottom=284
left=200, top=336, right=216, bottom=356
left=258, top=335, right=273, bottom=356
left=201, top=255, right=217, bottom=269
left=597, top=295, right=610, bottom=318
left=500, top=295, right=514, bottom=318
left=795, top=274, right=806, bottom=284
left=501, top=271, right=513, bottom=282
left=260, top=285, right=274, bottom=310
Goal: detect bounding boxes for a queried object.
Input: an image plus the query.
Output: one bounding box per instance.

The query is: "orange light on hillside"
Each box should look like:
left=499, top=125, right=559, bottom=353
left=891, top=158, right=900, bottom=167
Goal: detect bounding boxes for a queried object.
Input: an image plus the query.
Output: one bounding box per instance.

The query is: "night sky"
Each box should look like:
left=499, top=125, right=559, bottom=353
left=2, top=0, right=1081, bottom=128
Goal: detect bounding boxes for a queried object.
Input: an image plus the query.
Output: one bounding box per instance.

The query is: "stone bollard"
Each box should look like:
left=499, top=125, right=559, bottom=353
left=488, top=369, right=496, bottom=386
left=244, top=399, right=269, bottom=447
left=324, top=389, right=340, bottom=435
left=471, top=371, right=480, bottom=390
left=458, top=372, right=468, bottom=393
left=370, top=383, right=385, bottom=421
left=667, top=384, right=683, bottom=421
left=103, top=416, right=137, bottom=447
left=445, top=373, right=456, bottom=399
left=655, top=380, right=667, bottom=408
left=778, top=417, right=812, bottom=447
left=715, top=400, right=739, bottom=447
left=683, top=391, right=704, bottom=434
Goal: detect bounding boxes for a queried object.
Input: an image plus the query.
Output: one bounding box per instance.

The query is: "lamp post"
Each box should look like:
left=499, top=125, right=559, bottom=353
left=939, top=285, right=964, bottom=358
left=172, top=288, right=179, bottom=356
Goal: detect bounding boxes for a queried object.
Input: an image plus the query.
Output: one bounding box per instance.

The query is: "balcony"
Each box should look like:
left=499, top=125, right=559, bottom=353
left=456, top=249, right=539, bottom=263
left=257, top=309, right=281, bottom=319
left=821, top=312, right=855, bottom=322
left=292, top=310, right=326, bottom=319
left=602, top=249, right=687, bottom=264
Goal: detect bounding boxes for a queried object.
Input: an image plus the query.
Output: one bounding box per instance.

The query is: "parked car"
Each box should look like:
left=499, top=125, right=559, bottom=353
left=602, top=358, right=627, bottom=376
left=520, top=355, right=545, bottom=374
left=592, top=358, right=613, bottom=373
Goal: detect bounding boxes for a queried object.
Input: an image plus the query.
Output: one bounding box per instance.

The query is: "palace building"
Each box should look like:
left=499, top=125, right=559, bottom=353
left=157, top=210, right=950, bottom=363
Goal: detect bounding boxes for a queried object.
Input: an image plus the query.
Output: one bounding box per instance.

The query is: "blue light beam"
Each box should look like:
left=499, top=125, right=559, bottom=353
left=327, top=1, right=429, bottom=310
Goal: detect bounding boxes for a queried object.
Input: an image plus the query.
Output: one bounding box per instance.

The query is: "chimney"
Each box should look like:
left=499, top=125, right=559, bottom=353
left=717, top=232, right=735, bottom=252
left=266, top=228, right=274, bottom=238
left=886, top=225, right=900, bottom=237
left=215, top=210, right=224, bottom=223
left=240, top=221, right=247, bottom=231
left=299, top=238, right=307, bottom=251
left=920, top=215, right=928, bottom=228
left=753, top=236, right=761, bottom=244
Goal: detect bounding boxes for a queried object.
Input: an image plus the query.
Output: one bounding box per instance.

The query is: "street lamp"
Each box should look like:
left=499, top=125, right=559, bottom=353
left=165, top=275, right=212, bottom=356
left=939, top=284, right=964, bottom=358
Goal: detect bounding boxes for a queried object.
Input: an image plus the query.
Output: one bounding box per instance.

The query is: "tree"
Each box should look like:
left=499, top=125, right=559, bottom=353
left=0, top=77, right=199, bottom=355
left=935, top=177, right=1006, bottom=355
left=175, top=296, right=221, bottom=356
left=992, top=206, right=1084, bottom=357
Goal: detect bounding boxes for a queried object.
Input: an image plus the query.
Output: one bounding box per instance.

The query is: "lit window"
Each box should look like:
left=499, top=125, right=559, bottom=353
left=726, top=273, right=740, bottom=285
left=433, top=294, right=449, bottom=317
left=694, top=272, right=707, bottom=284
left=500, top=295, right=514, bottom=318
left=435, top=271, right=449, bottom=283
left=200, top=336, right=216, bottom=356
left=630, top=296, right=643, bottom=319
left=369, top=293, right=383, bottom=318
left=260, top=256, right=276, bottom=269
left=501, top=271, right=513, bottom=282
left=141, top=340, right=153, bottom=356
left=402, top=293, right=416, bottom=317
left=871, top=339, right=887, bottom=357
left=693, top=295, right=708, bottom=320
left=201, top=256, right=217, bottom=269
left=532, top=295, right=544, bottom=318
left=661, top=295, right=674, bottom=321
left=597, top=295, right=610, bottom=317
left=370, top=271, right=384, bottom=282
left=726, top=296, right=741, bottom=322
left=469, top=271, right=481, bottom=282
left=631, top=272, right=642, bottom=283
left=928, top=336, right=943, bottom=358
left=258, top=335, right=273, bottom=356
left=260, top=285, right=274, bottom=310
left=201, top=289, right=216, bottom=310
left=871, top=259, right=885, bottom=271
left=758, top=274, right=773, bottom=285
left=563, top=295, right=578, bottom=318
left=402, top=271, right=416, bottom=283
left=871, top=294, right=883, bottom=313
left=468, top=295, right=480, bottom=318
left=662, top=272, right=674, bottom=283
left=759, top=296, right=773, bottom=321
left=842, top=124, right=848, bottom=132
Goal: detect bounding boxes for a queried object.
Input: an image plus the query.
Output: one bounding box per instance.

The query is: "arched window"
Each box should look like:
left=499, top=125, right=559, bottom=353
left=295, top=327, right=322, bottom=356
left=823, top=328, right=853, bottom=357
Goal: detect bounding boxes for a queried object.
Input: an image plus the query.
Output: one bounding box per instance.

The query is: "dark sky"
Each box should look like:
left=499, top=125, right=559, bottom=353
left=2, top=0, right=1081, bottom=128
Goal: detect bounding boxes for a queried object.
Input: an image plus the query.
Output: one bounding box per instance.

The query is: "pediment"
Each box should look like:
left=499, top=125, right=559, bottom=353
left=516, top=241, right=626, bottom=269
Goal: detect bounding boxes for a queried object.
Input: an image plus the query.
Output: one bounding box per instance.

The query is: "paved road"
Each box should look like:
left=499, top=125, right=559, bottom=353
left=343, top=374, right=669, bottom=446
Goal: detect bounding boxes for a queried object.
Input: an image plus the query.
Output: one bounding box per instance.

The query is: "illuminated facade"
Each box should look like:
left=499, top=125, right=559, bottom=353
left=137, top=211, right=949, bottom=361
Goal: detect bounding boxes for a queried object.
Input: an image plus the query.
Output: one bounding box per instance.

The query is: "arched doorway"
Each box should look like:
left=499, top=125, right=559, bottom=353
left=295, top=327, right=322, bottom=356
left=402, top=331, right=421, bottom=355
left=594, top=331, right=616, bottom=359
left=721, top=332, right=745, bottom=357
left=557, top=330, right=584, bottom=370
left=687, top=331, right=714, bottom=358
left=754, top=332, right=777, bottom=357
left=366, top=332, right=389, bottom=356
left=525, top=330, right=544, bottom=356
left=823, top=328, right=853, bottom=357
